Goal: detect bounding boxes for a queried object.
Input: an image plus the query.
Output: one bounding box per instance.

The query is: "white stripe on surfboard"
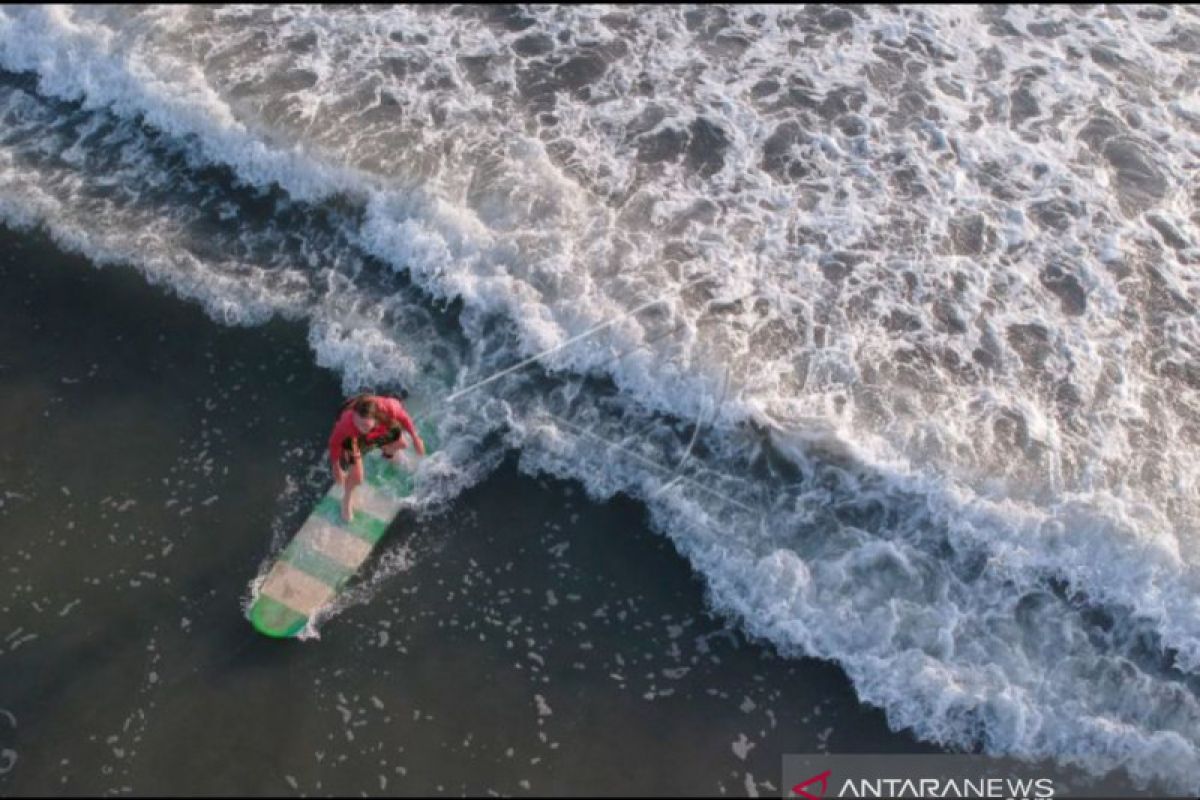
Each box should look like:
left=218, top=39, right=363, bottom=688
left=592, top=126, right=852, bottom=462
left=330, top=483, right=403, bottom=522
left=260, top=561, right=337, bottom=617
left=296, top=517, right=374, bottom=570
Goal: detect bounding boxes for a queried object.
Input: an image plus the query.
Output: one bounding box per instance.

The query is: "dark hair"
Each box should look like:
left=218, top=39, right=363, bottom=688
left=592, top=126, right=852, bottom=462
left=353, top=397, right=377, bottom=418
left=341, top=393, right=377, bottom=419
left=342, top=387, right=408, bottom=417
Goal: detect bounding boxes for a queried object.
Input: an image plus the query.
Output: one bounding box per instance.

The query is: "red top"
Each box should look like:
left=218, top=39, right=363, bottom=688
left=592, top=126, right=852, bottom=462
left=328, top=395, right=418, bottom=468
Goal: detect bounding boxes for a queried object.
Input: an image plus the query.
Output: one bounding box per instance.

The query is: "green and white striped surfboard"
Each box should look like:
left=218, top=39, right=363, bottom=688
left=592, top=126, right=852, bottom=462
left=248, top=421, right=437, bottom=638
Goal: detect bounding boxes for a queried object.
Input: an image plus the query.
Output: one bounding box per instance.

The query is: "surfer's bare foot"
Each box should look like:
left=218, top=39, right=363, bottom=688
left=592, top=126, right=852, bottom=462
left=341, top=501, right=354, bottom=522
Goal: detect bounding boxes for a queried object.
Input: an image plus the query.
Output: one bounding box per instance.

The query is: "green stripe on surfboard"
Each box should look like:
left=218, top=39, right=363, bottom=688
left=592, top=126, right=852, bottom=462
left=249, top=594, right=309, bottom=638
left=313, top=495, right=390, bottom=543
left=365, top=459, right=415, bottom=495
left=361, top=419, right=439, bottom=495
left=281, top=543, right=356, bottom=589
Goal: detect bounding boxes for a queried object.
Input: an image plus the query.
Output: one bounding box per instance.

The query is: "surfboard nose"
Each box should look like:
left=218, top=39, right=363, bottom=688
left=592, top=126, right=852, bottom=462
left=248, top=594, right=308, bottom=638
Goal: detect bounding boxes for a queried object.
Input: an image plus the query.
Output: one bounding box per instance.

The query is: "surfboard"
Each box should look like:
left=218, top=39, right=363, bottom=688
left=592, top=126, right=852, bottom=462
left=248, top=420, right=437, bottom=638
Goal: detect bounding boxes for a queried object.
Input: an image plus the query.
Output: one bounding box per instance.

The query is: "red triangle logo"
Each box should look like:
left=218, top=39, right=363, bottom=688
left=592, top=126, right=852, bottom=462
left=791, top=769, right=831, bottom=800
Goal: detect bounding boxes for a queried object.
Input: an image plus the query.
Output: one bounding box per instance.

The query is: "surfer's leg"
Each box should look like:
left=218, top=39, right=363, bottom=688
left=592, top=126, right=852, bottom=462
left=380, top=424, right=406, bottom=459
left=341, top=455, right=364, bottom=522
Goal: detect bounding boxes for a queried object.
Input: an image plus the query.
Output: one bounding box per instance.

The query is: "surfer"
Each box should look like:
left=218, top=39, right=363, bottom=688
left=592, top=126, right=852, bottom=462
left=329, top=393, right=426, bottom=522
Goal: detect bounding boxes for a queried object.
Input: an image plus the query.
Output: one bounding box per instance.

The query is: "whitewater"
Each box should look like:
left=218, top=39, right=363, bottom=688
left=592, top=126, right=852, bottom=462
left=0, top=4, right=1198, bottom=792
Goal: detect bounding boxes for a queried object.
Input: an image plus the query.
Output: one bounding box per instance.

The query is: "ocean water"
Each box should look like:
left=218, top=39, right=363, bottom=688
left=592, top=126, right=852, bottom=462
left=0, top=4, right=1198, bottom=793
